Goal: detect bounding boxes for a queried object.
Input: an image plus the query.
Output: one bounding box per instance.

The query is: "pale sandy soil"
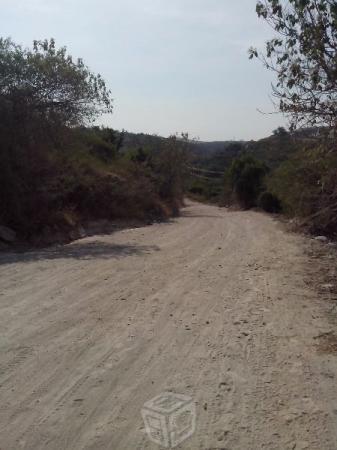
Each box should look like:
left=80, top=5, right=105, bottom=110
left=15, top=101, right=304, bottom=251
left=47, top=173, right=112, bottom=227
left=0, top=201, right=337, bottom=450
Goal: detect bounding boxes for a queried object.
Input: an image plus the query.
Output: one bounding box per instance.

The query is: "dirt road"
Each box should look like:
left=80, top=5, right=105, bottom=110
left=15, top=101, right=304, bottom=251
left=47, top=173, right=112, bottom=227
left=1, top=202, right=337, bottom=449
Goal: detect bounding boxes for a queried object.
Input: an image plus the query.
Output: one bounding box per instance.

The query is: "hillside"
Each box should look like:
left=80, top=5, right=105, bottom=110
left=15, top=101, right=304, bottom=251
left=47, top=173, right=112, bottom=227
left=119, top=128, right=311, bottom=172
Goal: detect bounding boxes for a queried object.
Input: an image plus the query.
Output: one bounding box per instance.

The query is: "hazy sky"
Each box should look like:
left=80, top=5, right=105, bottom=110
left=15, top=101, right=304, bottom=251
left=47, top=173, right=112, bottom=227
left=1, top=0, right=287, bottom=141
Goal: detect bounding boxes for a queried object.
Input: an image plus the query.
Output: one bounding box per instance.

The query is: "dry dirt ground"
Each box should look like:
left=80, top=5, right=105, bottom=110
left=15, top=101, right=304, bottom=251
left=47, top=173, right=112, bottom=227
left=1, top=201, right=337, bottom=450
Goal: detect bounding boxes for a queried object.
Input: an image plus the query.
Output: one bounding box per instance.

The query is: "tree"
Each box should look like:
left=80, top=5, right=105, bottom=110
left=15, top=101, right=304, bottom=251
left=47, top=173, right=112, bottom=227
left=0, top=38, right=113, bottom=230
left=150, top=133, right=190, bottom=206
left=273, top=127, right=288, bottom=137
left=249, top=0, right=337, bottom=130
left=229, top=155, right=268, bottom=208
left=0, top=37, right=113, bottom=130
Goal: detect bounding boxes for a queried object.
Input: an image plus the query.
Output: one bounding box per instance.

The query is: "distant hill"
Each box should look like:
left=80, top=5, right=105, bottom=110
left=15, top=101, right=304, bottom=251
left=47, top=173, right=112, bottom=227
left=119, top=127, right=323, bottom=172
left=189, top=128, right=323, bottom=171
left=120, top=132, right=165, bottom=152
left=189, top=140, right=245, bottom=156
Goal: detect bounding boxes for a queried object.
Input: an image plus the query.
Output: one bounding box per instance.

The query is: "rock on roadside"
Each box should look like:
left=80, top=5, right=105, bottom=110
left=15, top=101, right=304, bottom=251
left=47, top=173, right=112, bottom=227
left=0, top=225, right=16, bottom=243
left=314, top=236, right=328, bottom=243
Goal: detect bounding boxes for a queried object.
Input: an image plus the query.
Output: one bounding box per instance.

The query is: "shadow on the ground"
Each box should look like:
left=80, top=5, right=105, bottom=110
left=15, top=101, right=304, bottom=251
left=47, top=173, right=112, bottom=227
left=181, top=211, right=224, bottom=219
left=0, top=241, right=160, bottom=265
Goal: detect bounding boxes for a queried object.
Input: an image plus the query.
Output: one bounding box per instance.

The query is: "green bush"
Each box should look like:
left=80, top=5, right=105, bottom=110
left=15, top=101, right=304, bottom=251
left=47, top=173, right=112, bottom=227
left=258, top=191, right=281, bottom=213
left=229, top=155, right=268, bottom=208
left=0, top=38, right=188, bottom=241
left=266, top=144, right=337, bottom=236
left=266, top=146, right=329, bottom=216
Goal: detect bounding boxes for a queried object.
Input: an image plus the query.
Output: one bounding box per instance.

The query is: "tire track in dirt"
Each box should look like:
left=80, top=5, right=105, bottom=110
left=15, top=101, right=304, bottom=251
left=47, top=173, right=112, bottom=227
left=0, top=202, right=337, bottom=449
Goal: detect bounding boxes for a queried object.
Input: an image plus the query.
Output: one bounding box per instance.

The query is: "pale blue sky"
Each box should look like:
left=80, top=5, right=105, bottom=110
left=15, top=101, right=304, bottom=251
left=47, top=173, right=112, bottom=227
left=0, top=0, right=286, bottom=140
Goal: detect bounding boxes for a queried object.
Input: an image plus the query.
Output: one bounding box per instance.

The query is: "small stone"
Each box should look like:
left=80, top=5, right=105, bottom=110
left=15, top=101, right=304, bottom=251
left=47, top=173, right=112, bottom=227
left=321, top=283, right=334, bottom=290
left=292, top=441, right=309, bottom=450
left=0, top=225, right=16, bottom=243
left=78, top=226, right=86, bottom=238
left=314, top=236, right=328, bottom=242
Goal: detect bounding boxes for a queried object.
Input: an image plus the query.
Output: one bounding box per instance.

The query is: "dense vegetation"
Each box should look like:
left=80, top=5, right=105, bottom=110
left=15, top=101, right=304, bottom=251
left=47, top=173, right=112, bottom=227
left=251, top=0, right=337, bottom=236
left=0, top=39, right=188, bottom=244
left=1, top=0, right=337, bottom=244
left=189, top=0, right=337, bottom=238
left=189, top=123, right=337, bottom=237
left=187, top=129, right=298, bottom=209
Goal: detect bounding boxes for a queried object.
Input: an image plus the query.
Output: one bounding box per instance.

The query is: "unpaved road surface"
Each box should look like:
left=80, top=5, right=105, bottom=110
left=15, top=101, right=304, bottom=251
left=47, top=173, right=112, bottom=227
left=1, top=202, right=337, bottom=449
